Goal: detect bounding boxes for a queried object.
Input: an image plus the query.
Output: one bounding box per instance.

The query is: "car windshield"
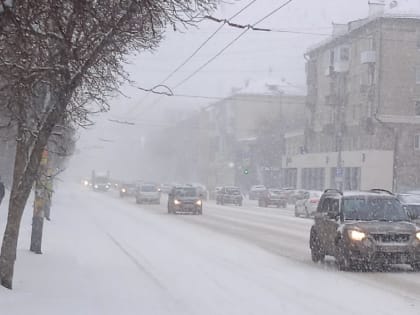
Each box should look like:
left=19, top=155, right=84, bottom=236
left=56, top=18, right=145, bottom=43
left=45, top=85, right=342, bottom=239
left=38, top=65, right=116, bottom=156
left=399, top=194, right=420, bottom=204
left=269, top=189, right=282, bottom=195
left=174, top=187, right=197, bottom=197
left=141, top=185, right=157, bottom=192
left=343, top=197, right=409, bottom=221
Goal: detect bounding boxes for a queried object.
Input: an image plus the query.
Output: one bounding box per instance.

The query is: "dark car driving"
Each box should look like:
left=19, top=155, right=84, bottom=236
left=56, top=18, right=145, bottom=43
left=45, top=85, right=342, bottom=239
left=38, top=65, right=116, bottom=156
left=167, top=186, right=203, bottom=215
left=310, top=189, right=420, bottom=271
left=216, top=186, right=243, bottom=206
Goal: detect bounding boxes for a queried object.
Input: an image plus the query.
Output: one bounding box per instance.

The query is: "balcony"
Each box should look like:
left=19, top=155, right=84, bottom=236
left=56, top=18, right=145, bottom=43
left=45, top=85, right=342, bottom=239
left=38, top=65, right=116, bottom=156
left=361, top=50, right=376, bottom=64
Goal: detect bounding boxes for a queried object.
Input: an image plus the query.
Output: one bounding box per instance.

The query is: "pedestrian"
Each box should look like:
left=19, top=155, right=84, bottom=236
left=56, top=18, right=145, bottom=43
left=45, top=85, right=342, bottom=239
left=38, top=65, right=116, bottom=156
left=0, top=177, right=5, bottom=206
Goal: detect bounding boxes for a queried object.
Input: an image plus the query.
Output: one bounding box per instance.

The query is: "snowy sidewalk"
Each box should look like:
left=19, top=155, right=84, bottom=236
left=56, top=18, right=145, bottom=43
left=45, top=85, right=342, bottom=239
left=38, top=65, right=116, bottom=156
left=1, top=184, right=419, bottom=315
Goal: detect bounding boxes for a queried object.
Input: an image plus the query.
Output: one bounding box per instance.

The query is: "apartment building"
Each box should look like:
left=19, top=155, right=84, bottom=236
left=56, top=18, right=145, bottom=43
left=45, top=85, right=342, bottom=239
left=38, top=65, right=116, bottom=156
left=200, top=83, right=305, bottom=191
left=283, top=1, right=420, bottom=192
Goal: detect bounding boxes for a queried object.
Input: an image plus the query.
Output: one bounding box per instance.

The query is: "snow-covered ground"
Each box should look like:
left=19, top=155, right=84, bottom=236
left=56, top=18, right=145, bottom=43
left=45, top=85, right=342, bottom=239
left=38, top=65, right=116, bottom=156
left=1, top=183, right=419, bottom=315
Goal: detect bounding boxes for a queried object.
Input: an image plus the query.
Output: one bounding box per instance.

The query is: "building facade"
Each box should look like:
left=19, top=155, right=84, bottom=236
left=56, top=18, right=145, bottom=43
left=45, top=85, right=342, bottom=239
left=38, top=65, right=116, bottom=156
left=283, top=2, right=420, bottom=192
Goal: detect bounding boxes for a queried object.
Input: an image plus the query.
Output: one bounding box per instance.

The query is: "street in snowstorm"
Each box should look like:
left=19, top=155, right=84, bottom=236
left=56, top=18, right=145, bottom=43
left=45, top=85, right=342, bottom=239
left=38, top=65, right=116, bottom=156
left=1, top=0, right=420, bottom=314
left=1, top=184, right=420, bottom=315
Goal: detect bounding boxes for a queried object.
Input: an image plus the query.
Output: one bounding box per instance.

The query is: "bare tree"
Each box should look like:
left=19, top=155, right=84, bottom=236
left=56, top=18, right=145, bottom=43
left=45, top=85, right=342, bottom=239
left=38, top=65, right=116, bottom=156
left=0, top=0, right=217, bottom=289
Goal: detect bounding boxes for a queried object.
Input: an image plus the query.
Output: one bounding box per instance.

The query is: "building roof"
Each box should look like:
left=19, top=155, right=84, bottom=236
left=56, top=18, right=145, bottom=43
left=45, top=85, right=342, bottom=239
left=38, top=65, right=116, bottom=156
left=235, top=78, right=306, bottom=97
left=307, top=0, right=420, bottom=54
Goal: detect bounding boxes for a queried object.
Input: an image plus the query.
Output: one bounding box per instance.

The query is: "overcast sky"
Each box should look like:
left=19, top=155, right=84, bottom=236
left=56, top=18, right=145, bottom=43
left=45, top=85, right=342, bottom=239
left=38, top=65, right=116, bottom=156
left=68, top=0, right=387, bottom=181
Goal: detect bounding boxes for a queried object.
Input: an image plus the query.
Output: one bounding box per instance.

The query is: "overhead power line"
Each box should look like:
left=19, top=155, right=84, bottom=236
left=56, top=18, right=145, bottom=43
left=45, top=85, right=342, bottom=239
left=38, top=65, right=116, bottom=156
left=171, top=0, right=295, bottom=90
left=123, top=0, right=259, bottom=119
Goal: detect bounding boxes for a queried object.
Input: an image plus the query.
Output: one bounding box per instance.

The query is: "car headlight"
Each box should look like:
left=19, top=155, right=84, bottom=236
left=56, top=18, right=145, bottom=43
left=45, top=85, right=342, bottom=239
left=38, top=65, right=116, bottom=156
left=416, top=232, right=420, bottom=241
left=196, top=200, right=202, bottom=206
left=348, top=230, right=366, bottom=241
left=174, top=199, right=181, bottom=205
left=121, top=188, right=126, bottom=193
left=94, top=184, right=98, bottom=189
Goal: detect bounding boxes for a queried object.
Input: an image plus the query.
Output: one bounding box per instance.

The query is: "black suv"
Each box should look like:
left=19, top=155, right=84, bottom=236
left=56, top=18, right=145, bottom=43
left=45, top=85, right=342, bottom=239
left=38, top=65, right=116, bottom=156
left=216, top=186, right=243, bottom=206
left=167, top=186, right=203, bottom=215
left=309, top=189, right=420, bottom=271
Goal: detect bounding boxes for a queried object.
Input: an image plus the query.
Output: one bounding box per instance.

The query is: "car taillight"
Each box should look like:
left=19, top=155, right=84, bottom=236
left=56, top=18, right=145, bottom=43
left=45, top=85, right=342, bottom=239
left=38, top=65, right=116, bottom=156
left=310, top=199, right=319, bottom=203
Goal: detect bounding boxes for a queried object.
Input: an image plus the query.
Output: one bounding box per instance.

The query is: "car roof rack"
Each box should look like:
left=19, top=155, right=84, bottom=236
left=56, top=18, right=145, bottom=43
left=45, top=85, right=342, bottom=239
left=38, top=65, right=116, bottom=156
left=368, top=189, right=394, bottom=195
left=323, top=188, right=343, bottom=195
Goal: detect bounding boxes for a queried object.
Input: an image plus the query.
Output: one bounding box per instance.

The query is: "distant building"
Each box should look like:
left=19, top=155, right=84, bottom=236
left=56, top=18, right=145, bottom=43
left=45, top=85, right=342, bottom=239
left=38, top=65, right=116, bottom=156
left=200, top=80, right=305, bottom=191
left=283, top=1, right=420, bottom=192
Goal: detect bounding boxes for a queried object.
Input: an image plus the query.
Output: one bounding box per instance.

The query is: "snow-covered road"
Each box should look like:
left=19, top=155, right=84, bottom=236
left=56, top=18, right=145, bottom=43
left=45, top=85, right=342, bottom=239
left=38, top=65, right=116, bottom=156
left=1, top=184, right=420, bottom=314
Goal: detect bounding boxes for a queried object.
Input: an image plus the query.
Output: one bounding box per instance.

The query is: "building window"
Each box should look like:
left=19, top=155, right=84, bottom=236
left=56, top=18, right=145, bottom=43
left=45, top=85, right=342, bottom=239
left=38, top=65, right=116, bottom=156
left=302, top=168, right=325, bottom=190
left=416, top=67, right=420, bottom=84
left=415, top=135, right=420, bottom=150
left=368, top=36, right=376, bottom=50
left=340, top=47, right=350, bottom=61
left=283, top=168, right=297, bottom=188
left=330, top=167, right=361, bottom=190
left=416, top=101, right=420, bottom=116
left=417, top=31, right=420, bottom=49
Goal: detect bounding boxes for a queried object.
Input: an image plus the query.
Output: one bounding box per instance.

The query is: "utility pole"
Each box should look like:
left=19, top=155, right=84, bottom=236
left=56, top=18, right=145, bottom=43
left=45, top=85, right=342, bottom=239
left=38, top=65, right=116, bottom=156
left=335, top=72, right=347, bottom=191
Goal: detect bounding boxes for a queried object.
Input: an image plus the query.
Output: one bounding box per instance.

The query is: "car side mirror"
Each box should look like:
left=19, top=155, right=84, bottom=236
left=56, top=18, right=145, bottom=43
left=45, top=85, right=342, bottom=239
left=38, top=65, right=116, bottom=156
left=327, top=211, right=339, bottom=220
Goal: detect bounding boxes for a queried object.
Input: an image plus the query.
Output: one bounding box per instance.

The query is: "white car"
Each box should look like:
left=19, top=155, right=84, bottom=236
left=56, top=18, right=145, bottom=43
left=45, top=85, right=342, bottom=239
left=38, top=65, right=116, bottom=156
left=294, top=190, right=322, bottom=218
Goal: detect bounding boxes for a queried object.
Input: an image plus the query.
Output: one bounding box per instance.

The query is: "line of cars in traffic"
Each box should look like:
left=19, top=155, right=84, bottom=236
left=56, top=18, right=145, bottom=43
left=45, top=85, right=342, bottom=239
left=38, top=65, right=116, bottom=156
left=117, top=181, right=205, bottom=215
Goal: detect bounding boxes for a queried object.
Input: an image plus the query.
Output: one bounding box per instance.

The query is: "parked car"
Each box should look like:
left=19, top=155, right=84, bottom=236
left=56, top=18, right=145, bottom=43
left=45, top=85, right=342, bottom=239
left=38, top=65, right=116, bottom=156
left=294, top=190, right=322, bottom=217
left=167, top=186, right=203, bottom=215
left=216, top=186, right=243, bottom=206
left=248, top=185, right=266, bottom=200
left=135, top=183, right=161, bottom=204
left=119, top=182, right=137, bottom=198
left=258, top=188, right=287, bottom=208
left=310, top=189, right=420, bottom=271
left=397, top=193, right=420, bottom=225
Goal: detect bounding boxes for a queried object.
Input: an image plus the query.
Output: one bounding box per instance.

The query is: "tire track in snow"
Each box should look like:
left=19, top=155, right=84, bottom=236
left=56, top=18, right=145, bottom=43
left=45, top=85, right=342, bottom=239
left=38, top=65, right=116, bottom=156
left=103, top=231, right=167, bottom=291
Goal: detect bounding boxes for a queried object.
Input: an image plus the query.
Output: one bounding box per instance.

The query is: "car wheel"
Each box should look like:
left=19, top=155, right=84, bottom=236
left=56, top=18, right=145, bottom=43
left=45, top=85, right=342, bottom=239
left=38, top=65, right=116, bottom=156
left=335, top=238, right=354, bottom=271
left=310, top=230, right=325, bottom=263
left=305, top=206, right=310, bottom=218
left=238, top=201, right=242, bottom=207
left=258, top=200, right=262, bottom=207
left=294, top=206, right=299, bottom=217
left=135, top=198, right=140, bottom=204
left=411, top=263, right=420, bottom=271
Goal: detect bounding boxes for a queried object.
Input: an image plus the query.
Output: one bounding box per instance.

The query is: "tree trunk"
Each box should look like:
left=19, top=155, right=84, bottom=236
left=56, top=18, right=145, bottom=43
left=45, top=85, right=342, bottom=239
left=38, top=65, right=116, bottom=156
left=0, top=93, right=67, bottom=289
left=0, top=137, right=34, bottom=289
